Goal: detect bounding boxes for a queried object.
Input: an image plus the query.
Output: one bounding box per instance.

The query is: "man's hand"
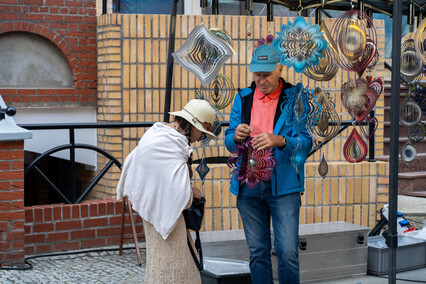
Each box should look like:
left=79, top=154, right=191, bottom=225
left=234, top=124, right=254, bottom=144
left=192, top=187, right=202, bottom=201
left=252, top=133, right=286, bottom=150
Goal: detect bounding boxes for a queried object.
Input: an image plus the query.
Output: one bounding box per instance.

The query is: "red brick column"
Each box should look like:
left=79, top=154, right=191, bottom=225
left=0, top=140, right=25, bottom=267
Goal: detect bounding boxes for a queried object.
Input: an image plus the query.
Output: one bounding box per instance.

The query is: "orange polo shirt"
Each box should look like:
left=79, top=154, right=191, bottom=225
left=250, top=80, right=283, bottom=137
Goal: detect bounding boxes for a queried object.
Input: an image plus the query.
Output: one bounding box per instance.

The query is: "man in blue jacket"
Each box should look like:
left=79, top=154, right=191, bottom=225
left=225, top=44, right=313, bottom=284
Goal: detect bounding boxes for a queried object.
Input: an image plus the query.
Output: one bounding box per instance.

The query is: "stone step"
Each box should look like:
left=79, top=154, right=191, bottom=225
left=383, top=137, right=426, bottom=154
left=399, top=171, right=426, bottom=195
left=376, top=153, right=426, bottom=173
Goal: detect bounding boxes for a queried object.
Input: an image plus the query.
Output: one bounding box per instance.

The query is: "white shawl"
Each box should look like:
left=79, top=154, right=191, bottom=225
left=116, top=122, right=193, bottom=239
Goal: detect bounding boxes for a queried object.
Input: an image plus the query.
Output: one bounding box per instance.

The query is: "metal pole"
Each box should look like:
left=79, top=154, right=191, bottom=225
left=267, top=1, right=273, bottom=22
left=389, top=0, right=402, bottom=283
left=163, top=0, right=179, bottom=123
left=368, top=110, right=375, bottom=162
left=69, top=128, right=77, bottom=203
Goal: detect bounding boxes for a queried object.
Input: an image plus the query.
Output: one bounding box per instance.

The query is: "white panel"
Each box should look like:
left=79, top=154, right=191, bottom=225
left=14, top=108, right=98, bottom=169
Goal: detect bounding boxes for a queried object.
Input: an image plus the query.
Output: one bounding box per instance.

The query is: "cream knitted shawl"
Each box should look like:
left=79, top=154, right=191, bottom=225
left=116, top=122, right=193, bottom=239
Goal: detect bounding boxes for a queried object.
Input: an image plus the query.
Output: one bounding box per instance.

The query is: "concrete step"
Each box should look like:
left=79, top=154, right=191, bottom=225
left=399, top=171, right=426, bottom=195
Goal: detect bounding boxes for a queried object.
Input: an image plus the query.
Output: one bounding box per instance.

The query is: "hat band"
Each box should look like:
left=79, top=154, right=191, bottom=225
left=183, top=108, right=213, bottom=132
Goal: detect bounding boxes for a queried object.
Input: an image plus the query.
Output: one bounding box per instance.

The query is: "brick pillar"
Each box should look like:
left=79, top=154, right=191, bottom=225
left=0, top=140, right=25, bottom=267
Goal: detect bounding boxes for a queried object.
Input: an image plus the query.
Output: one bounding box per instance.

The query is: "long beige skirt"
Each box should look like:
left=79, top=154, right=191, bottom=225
left=143, top=215, right=201, bottom=284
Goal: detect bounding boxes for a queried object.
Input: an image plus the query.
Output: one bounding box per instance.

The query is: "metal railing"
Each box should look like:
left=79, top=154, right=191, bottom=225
left=19, top=119, right=375, bottom=205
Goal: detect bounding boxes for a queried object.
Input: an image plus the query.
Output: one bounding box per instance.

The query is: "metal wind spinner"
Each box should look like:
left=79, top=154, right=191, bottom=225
left=198, top=73, right=235, bottom=110
left=172, top=24, right=235, bottom=86
left=272, top=16, right=329, bottom=74
left=307, top=87, right=341, bottom=142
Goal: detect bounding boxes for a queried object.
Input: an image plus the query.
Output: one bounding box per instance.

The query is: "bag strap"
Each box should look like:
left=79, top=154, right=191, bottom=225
left=187, top=230, right=203, bottom=271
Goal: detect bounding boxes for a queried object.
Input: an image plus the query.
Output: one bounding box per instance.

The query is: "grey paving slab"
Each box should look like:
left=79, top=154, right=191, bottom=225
left=0, top=248, right=146, bottom=284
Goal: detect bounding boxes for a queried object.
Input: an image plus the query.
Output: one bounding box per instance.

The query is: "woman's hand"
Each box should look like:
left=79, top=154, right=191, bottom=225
left=192, top=187, right=202, bottom=201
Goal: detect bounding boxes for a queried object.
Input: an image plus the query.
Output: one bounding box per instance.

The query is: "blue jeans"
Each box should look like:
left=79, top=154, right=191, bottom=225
left=237, top=183, right=301, bottom=284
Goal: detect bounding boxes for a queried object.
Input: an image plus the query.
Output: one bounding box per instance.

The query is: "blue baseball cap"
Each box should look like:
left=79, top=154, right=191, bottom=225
left=249, top=44, right=281, bottom=73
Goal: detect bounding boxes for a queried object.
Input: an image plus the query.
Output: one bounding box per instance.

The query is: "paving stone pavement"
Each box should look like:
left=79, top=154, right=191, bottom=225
left=0, top=247, right=146, bottom=284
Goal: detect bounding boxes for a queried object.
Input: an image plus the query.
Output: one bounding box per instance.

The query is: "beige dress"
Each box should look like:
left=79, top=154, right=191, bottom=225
left=143, top=195, right=201, bottom=284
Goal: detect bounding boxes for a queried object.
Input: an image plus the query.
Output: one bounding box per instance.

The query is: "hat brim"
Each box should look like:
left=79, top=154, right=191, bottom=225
left=249, top=62, right=278, bottom=73
left=169, top=110, right=217, bottom=139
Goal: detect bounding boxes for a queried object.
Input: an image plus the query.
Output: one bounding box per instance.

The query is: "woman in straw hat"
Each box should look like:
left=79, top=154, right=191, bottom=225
left=117, top=99, right=216, bottom=284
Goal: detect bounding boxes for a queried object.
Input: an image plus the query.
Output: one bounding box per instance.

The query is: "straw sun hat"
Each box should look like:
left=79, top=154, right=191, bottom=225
left=169, top=99, right=217, bottom=139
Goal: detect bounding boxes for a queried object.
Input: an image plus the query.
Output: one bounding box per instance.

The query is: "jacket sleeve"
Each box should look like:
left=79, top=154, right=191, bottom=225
left=224, top=92, right=243, bottom=153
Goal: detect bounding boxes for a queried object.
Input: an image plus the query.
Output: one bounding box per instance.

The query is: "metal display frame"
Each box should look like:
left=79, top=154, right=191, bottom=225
left=100, top=0, right=426, bottom=282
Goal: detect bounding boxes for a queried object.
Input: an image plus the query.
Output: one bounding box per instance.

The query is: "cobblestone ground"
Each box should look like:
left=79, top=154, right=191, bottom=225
left=0, top=248, right=146, bottom=284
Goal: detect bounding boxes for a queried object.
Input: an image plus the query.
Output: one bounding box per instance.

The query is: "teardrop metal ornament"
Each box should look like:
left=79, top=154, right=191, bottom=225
left=400, top=97, right=422, bottom=127
left=308, top=88, right=341, bottom=141
left=343, top=128, right=368, bottom=163
left=304, top=21, right=339, bottom=81
left=318, top=154, right=329, bottom=178
left=401, top=142, right=417, bottom=164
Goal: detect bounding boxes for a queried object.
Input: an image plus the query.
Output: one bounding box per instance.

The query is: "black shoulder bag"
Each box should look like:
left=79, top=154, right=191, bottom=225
left=183, top=197, right=205, bottom=271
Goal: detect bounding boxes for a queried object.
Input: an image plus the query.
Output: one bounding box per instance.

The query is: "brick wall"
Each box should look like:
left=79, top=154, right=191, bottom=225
left=24, top=199, right=144, bottom=255
left=0, top=0, right=97, bottom=106
left=0, top=140, right=25, bottom=266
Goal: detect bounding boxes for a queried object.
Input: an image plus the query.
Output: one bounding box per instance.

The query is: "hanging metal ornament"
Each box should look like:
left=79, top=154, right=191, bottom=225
left=400, top=32, right=424, bottom=85
left=401, top=142, right=417, bottom=164
left=412, top=83, right=426, bottom=115
left=341, top=77, right=368, bottom=119
left=318, top=153, right=329, bottom=178
left=304, top=21, right=339, bottom=81
left=341, top=77, right=383, bottom=123
left=198, top=73, right=235, bottom=110
left=358, top=115, right=379, bottom=140
left=209, top=28, right=234, bottom=48
left=172, top=24, right=234, bottom=86
left=406, top=122, right=425, bottom=143
left=343, top=128, right=368, bottom=163
left=283, top=83, right=313, bottom=133
left=330, top=10, right=377, bottom=77
left=272, top=16, right=329, bottom=74
left=196, top=153, right=210, bottom=184
left=307, top=87, right=341, bottom=141
left=415, top=17, right=426, bottom=65
left=400, top=97, right=422, bottom=127
left=227, top=137, right=277, bottom=188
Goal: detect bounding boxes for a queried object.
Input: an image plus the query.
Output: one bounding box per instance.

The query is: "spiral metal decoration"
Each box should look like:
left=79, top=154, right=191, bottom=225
left=172, top=24, right=234, bottom=86
left=198, top=73, right=235, bottom=110
left=272, top=16, right=329, bottom=74
left=400, top=97, right=422, bottom=127
left=343, top=128, right=368, bottom=163
left=415, top=18, right=426, bottom=65
left=341, top=77, right=383, bottom=123
left=401, top=142, right=417, bottom=164
left=307, top=87, right=341, bottom=141
left=406, top=122, right=425, bottom=143
left=330, top=10, right=377, bottom=77
left=401, top=32, right=424, bottom=85
left=304, top=21, right=339, bottom=81
left=227, top=137, right=277, bottom=188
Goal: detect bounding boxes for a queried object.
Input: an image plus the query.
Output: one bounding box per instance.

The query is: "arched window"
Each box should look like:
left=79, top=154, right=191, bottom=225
left=0, top=32, right=73, bottom=88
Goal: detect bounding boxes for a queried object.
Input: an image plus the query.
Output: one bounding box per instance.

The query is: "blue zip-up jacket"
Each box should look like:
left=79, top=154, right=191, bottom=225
left=225, top=78, right=313, bottom=197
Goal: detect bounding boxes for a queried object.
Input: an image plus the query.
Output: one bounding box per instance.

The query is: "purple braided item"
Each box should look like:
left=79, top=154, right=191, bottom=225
left=227, top=137, right=277, bottom=188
